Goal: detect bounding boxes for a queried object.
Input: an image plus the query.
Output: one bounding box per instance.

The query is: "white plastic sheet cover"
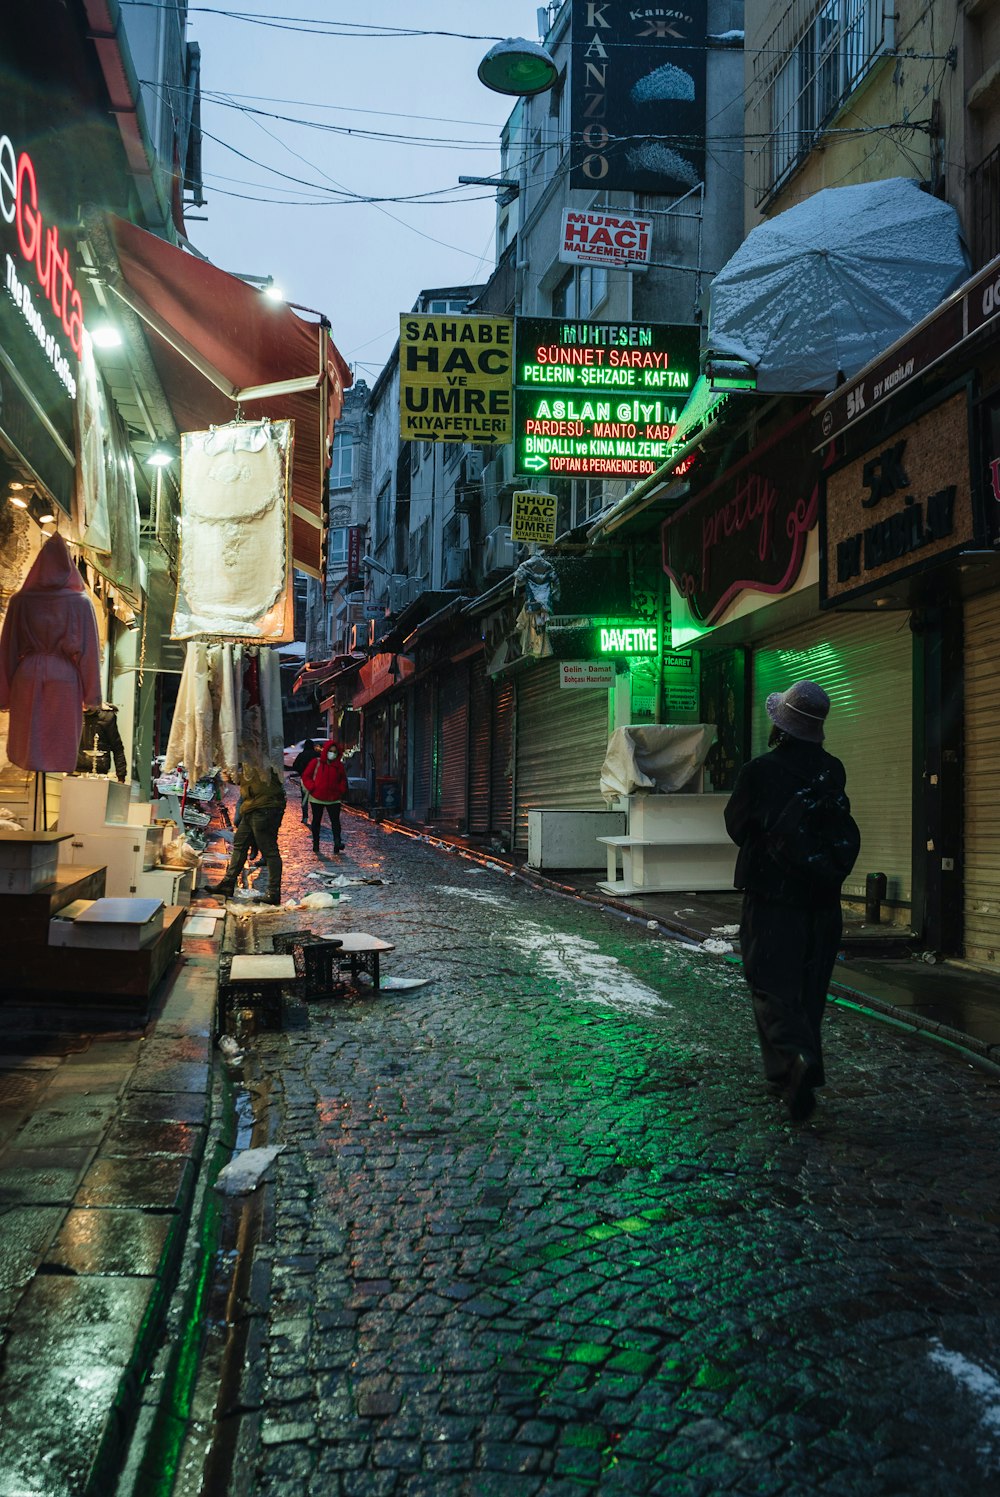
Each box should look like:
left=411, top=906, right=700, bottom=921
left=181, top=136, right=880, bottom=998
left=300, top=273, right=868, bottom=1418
left=707, top=178, right=970, bottom=394
left=601, top=723, right=717, bottom=802
left=173, top=418, right=294, bottom=640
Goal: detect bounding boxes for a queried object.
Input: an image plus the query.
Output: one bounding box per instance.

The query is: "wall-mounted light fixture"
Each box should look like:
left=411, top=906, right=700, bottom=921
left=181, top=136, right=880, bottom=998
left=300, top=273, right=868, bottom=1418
left=146, top=447, right=174, bottom=468
left=90, top=321, right=123, bottom=349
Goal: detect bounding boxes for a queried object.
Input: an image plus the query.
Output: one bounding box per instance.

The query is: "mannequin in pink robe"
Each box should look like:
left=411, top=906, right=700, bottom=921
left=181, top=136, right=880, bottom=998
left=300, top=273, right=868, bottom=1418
left=0, top=533, right=102, bottom=772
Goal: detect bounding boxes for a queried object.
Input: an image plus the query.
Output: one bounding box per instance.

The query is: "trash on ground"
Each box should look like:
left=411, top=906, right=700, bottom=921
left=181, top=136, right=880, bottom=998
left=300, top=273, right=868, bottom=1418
left=712, top=924, right=740, bottom=937
left=217, top=1034, right=241, bottom=1058
left=701, top=937, right=734, bottom=954
left=298, top=891, right=340, bottom=909
left=354, top=973, right=433, bottom=991
left=214, top=1144, right=285, bottom=1195
left=646, top=920, right=659, bottom=930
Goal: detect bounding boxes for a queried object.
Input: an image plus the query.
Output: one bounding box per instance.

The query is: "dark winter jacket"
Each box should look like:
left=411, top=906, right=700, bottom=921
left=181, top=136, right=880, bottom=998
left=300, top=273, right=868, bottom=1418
left=76, top=704, right=127, bottom=780
left=237, top=767, right=286, bottom=816
left=724, top=736, right=849, bottom=908
left=302, top=740, right=348, bottom=803
left=291, top=740, right=319, bottom=777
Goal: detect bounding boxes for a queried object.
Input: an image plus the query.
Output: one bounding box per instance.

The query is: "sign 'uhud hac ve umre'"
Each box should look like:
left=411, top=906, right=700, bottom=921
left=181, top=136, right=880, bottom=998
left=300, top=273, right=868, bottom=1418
left=662, top=409, right=827, bottom=624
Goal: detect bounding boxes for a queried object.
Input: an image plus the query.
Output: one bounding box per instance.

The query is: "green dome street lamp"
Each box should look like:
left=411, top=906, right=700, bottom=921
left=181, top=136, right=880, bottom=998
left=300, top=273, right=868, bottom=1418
left=477, top=37, right=558, bottom=96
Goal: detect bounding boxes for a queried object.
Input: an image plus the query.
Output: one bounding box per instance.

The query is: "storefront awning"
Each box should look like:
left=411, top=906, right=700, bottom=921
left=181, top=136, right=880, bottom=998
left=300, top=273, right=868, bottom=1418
left=107, top=217, right=353, bottom=578
left=293, top=654, right=364, bottom=695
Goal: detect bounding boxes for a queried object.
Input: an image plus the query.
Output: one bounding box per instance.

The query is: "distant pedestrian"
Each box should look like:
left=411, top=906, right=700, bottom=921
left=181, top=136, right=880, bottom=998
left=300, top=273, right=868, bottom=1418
left=724, top=680, right=860, bottom=1123
left=291, top=738, right=319, bottom=824
left=302, top=739, right=348, bottom=856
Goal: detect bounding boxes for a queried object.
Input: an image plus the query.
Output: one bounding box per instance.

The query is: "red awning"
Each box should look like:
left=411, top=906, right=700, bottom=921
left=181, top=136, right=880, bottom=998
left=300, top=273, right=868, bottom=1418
left=107, top=217, right=352, bottom=577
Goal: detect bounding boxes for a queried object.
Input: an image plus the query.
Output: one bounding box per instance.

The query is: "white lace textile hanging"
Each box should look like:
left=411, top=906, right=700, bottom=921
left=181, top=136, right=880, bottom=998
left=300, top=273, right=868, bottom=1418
left=172, top=419, right=293, bottom=640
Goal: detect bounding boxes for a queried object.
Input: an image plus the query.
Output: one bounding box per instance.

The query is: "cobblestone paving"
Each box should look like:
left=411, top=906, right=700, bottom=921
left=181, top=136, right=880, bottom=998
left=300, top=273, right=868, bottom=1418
left=227, top=805, right=1000, bottom=1496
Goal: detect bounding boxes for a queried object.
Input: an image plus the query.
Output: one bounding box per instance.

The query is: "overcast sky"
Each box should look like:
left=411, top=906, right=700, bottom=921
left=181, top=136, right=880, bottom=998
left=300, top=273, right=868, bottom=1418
left=185, top=2, right=543, bottom=384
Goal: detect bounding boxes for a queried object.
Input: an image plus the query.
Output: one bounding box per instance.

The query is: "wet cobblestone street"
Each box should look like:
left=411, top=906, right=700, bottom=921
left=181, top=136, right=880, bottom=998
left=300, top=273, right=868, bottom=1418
left=223, top=804, right=1000, bottom=1496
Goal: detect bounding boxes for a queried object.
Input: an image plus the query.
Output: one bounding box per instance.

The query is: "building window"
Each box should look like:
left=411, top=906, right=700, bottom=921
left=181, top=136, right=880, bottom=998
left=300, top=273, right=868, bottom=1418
left=327, top=527, right=349, bottom=571
left=426, top=298, right=469, bottom=313
left=971, top=143, right=1000, bottom=272
left=551, top=267, right=577, bottom=318
left=751, top=0, right=893, bottom=204
left=330, top=431, right=354, bottom=488
left=574, top=478, right=605, bottom=523
left=579, top=264, right=608, bottom=317
left=375, top=478, right=391, bottom=548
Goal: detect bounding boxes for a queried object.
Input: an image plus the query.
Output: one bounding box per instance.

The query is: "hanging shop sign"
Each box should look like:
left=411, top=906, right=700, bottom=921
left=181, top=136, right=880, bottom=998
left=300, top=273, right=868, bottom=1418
left=821, top=389, right=977, bottom=607
left=560, top=661, right=615, bottom=689
left=815, top=252, right=1000, bottom=447
left=662, top=409, right=824, bottom=625
left=559, top=209, right=653, bottom=271
left=0, top=127, right=87, bottom=512
left=569, top=0, right=708, bottom=194
left=663, top=651, right=699, bottom=714
left=399, top=314, right=513, bottom=442
left=346, top=524, right=364, bottom=589
left=597, top=622, right=658, bottom=654
left=173, top=419, right=295, bottom=642
left=511, top=490, right=558, bottom=545
left=514, top=318, right=699, bottom=478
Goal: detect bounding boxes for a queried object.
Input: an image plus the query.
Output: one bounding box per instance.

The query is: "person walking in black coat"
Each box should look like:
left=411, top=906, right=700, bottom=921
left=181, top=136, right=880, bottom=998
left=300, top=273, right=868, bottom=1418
left=290, top=738, right=319, bottom=825
left=724, top=679, right=855, bottom=1123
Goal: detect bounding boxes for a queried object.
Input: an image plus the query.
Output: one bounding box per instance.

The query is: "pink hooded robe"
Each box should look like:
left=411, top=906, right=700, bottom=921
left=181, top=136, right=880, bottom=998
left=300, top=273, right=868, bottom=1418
left=0, top=533, right=102, bottom=772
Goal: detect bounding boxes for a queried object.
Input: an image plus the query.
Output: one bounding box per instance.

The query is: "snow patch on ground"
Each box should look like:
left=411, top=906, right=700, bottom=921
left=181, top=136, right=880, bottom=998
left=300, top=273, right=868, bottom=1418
left=928, top=1340, right=1000, bottom=1464
left=435, top=885, right=670, bottom=1015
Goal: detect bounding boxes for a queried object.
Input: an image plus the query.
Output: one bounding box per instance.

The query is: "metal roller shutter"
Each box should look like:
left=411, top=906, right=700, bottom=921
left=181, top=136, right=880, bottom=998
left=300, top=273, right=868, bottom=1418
left=490, top=677, right=514, bottom=842
left=411, top=685, right=434, bottom=822
left=514, top=660, right=610, bottom=852
left=752, top=610, right=913, bottom=904
left=964, top=593, right=1000, bottom=964
left=468, top=657, right=491, bottom=836
left=438, top=663, right=470, bottom=828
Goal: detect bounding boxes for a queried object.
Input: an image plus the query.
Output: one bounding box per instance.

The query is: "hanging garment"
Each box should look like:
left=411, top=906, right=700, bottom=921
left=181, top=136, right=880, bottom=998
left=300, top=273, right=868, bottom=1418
left=76, top=704, right=127, bottom=780
left=260, top=647, right=285, bottom=770
left=0, top=534, right=101, bottom=772
left=173, top=420, right=292, bottom=639
left=75, top=330, right=113, bottom=556
left=165, top=641, right=216, bottom=780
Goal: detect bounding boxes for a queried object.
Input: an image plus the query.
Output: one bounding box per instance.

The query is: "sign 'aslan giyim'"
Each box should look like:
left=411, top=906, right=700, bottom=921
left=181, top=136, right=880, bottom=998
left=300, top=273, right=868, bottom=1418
left=399, top=315, right=513, bottom=443
left=514, top=318, right=699, bottom=478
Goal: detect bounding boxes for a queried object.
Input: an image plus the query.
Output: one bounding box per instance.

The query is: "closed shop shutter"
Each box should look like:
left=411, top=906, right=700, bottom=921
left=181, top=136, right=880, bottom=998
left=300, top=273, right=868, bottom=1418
left=964, top=592, right=1000, bottom=963
left=468, top=656, right=491, bottom=835
left=490, top=677, right=514, bottom=842
left=411, top=685, right=434, bottom=821
left=438, top=663, right=470, bottom=828
left=752, top=610, right=913, bottom=903
left=514, top=660, right=610, bottom=852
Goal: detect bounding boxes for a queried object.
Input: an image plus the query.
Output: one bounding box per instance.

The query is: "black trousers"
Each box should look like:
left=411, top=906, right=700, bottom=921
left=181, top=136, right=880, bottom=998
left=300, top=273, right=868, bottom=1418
left=739, top=893, right=842, bottom=1086
left=227, top=806, right=284, bottom=896
left=311, top=800, right=343, bottom=851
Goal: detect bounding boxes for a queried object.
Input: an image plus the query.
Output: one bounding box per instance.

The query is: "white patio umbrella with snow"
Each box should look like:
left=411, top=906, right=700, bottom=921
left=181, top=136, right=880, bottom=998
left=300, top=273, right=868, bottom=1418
left=707, top=177, right=970, bottom=395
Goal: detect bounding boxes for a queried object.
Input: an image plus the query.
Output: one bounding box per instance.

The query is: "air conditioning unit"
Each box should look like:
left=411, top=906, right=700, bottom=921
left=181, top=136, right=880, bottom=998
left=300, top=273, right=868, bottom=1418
left=349, top=622, right=365, bottom=653
left=443, top=546, right=468, bottom=586
left=388, top=575, right=410, bottom=615
left=483, top=525, right=515, bottom=575
left=407, top=575, right=426, bottom=605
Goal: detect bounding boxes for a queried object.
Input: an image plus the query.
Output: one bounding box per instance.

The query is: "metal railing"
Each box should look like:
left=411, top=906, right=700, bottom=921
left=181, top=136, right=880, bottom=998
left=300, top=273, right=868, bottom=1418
left=749, top=0, right=893, bottom=205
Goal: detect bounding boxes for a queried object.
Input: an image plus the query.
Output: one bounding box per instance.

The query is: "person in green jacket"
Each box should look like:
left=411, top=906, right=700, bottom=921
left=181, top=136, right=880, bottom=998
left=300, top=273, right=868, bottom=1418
left=213, top=766, right=286, bottom=905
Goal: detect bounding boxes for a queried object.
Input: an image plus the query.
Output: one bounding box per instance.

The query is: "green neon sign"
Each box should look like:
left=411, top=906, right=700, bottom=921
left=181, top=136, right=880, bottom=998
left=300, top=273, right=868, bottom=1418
left=514, top=318, right=701, bottom=479
left=599, top=624, right=658, bottom=654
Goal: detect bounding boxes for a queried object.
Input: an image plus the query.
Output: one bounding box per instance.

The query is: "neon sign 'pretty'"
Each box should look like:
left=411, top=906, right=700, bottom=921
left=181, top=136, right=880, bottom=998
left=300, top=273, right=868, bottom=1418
left=0, top=133, right=84, bottom=357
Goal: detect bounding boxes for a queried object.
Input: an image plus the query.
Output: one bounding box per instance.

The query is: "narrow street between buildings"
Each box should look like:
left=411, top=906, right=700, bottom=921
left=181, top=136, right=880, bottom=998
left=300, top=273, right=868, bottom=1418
left=192, top=804, right=1000, bottom=1497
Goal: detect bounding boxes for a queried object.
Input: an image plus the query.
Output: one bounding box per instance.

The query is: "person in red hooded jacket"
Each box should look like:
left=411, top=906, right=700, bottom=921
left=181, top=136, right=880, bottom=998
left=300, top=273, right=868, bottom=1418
left=301, top=738, right=348, bottom=855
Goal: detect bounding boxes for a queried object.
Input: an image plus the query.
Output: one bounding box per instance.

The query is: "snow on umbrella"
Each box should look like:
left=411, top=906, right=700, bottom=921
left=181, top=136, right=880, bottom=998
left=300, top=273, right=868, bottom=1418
left=707, top=177, right=970, bottom=394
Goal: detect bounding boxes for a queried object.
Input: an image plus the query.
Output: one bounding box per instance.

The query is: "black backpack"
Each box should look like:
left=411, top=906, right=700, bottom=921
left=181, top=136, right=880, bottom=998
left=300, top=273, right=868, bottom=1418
left=766, top=768, right=861, bottom=896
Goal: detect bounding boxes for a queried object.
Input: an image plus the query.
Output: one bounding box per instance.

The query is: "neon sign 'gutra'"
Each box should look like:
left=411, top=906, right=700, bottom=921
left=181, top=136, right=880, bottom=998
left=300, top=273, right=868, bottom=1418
left=0, top=134, right=84, bottom=356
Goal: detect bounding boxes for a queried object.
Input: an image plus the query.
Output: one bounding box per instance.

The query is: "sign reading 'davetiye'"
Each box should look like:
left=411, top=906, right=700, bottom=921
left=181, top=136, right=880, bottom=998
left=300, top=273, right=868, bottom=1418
left=399, top=315, right=513, bottom=443
left=514, top=318, right=699, bottom=478
left=598, top=623, right=658, bottom=654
